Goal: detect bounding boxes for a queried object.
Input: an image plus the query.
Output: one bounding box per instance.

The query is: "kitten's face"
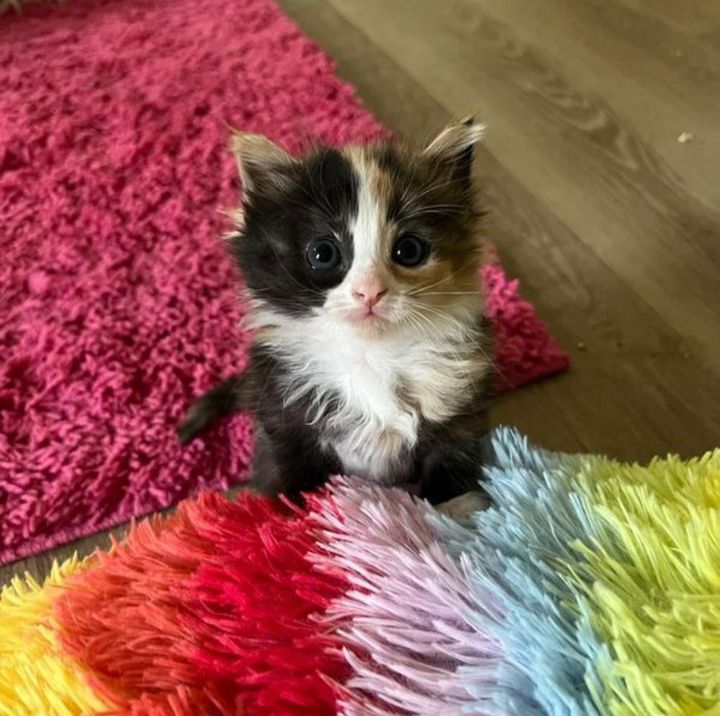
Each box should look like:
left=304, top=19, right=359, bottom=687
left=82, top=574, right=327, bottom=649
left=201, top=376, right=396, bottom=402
left=232, top=120, right=485, bottom=338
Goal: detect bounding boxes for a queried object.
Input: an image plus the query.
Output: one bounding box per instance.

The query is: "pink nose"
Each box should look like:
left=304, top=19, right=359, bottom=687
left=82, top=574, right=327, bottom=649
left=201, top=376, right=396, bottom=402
left=352, top=278, right=388, bottom=308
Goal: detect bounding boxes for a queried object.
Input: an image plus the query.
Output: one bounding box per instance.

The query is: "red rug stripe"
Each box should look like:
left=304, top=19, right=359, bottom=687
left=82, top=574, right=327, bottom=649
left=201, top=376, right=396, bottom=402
left=54, top=492, right=349, bottom=715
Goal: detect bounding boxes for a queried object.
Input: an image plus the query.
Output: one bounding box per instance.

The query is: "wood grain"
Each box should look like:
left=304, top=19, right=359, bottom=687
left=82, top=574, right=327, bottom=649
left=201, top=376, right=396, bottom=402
left=475, top=0, right=720, bottom=208
left=618, top=0, right=720, bottom=33
left=0, top=525, right=123, bottom=586
left=4, top=0, right=720, bottom=584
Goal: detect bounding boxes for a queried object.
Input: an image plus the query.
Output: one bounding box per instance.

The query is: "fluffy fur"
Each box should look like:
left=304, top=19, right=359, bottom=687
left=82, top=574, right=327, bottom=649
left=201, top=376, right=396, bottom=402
left=180, top=119, right=494, bottom=501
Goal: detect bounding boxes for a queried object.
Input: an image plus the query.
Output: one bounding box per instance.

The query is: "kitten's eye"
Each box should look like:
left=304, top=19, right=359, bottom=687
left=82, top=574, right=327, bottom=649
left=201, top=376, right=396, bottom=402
left=392, top=234, right=429, bottom=267
left=306, top=237, right=341, bottom=270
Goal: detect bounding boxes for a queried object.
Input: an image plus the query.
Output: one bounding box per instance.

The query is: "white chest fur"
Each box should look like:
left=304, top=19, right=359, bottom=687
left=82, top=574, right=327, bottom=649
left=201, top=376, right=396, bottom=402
left=257, top=312, right=483, bottom=483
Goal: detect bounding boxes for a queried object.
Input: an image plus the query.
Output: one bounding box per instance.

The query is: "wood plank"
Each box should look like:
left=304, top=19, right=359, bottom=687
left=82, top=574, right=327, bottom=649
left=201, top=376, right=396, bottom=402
left=618, top=0, right=720, bottom=33
left=280, top=0, right=449, bottom=142
left=472, top=0, right=720, bottom=209
left=0, top=525, right=125, bottom=586
left=319, top=0, right=720, bottom=370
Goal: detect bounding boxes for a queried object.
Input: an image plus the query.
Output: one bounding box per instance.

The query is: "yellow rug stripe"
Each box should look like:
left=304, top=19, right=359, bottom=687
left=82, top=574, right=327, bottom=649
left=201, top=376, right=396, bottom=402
left=570, top=450, right=720, bottom=716
left=0, top=555, right=111, bottom=716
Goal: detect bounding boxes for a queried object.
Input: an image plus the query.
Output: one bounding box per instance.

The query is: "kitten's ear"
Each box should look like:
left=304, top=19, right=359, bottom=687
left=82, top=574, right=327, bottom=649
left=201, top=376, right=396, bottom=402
left=423, top=116, right=485, bottom=184
left=230, top=132, right=296, bottom=197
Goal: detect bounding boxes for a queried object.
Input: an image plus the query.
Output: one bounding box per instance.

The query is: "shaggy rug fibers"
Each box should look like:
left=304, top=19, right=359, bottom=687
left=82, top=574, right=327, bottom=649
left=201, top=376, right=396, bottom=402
left=0, top=0, right=568, bottom=565
left=2, top=428, right=719, bottom=715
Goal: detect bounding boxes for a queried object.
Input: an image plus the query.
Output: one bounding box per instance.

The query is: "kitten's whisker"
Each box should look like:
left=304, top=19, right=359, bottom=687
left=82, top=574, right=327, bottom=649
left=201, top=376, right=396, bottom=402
left=405, top=202, right=467, bottom=213
left=403, top=310, right=436, bottom=340
left=417, top=291, right=480, bottom=296
left=413, top=303, right=467, bottom=336
left=411, top=302, right=496, bottom=375
left=406, top=256, right=481, bottom=296
left=401, top=173, right=465, bottom=205
left=405, top=302, right=461, bottom=337
left=402, top=203, right=468, bottom=220
left=401, top=311, right=426, bottom=336
left=403, top=311, right=478, bottom=385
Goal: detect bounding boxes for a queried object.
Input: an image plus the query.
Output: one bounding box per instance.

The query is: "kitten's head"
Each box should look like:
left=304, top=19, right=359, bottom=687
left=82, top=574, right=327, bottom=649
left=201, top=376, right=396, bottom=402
left=231, top=118, right=486, bottom=339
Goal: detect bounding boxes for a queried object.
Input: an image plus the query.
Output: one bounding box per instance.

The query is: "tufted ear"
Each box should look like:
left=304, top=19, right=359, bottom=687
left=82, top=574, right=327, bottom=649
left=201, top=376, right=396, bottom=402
left=230, top=132, right=296, bottom=198
left=423, top=116, right=485, bottom=185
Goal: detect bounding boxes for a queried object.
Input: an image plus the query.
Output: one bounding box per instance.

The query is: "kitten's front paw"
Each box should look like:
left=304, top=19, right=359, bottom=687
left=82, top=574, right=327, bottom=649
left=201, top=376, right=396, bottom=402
left=436, top=491, right=489, bottom=523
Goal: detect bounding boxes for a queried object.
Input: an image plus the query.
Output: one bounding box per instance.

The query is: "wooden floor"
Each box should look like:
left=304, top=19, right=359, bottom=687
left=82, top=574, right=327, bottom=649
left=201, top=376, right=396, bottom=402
left=3, top=0, right=720, bottom=584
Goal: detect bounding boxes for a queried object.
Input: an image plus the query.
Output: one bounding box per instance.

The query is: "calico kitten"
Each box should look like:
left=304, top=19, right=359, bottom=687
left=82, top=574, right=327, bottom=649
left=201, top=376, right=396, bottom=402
left=179, top=118, right=494, bottom=503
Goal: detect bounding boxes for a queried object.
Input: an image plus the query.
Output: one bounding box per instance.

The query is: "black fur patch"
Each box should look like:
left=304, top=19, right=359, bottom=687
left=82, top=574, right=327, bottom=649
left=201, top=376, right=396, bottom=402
left=231, top=147, right=359, bottom=316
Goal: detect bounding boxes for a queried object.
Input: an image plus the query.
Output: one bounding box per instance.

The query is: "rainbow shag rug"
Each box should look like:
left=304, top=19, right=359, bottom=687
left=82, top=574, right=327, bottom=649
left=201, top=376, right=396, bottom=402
left=2, top=428, right=719, bottom=716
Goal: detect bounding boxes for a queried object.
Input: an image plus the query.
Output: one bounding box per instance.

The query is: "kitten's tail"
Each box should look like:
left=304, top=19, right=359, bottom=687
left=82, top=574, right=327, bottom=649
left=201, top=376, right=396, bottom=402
left=177, top=373, right=250, bottom=444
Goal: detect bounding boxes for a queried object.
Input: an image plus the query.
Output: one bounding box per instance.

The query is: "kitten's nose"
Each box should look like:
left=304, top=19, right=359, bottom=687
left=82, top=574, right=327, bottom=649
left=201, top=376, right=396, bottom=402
left=352, top=278, right=388, bottom=308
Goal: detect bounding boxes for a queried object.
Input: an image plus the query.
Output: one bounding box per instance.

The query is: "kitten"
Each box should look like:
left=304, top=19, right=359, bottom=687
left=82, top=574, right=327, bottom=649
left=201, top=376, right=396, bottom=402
left=179, top=117, right=494, bottom=503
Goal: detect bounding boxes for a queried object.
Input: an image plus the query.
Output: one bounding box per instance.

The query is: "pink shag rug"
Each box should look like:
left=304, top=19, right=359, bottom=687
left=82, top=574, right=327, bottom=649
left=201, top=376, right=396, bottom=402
left=0, top=0, right=569, bottom=565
